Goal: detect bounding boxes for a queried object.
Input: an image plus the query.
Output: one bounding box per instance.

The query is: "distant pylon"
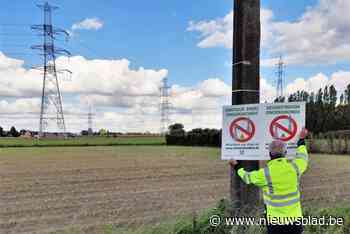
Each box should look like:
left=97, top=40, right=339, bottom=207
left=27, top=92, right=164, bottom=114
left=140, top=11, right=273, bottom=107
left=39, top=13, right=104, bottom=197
left=87, top=105, right=94, bottom=136
left=31, top=2, right=71, bottom=136
left=276, top=55, right=285, bottom=101
left=160, top=77, right=171, bottom=135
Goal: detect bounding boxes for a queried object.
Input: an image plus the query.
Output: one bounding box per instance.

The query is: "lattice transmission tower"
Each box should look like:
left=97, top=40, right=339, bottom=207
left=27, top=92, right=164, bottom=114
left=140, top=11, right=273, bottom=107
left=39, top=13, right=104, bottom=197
left=159, top=77, right=171, bottom=135
left=275, top=55, right=285, bottom=101
left=87, top=104, right=95, bottom=136
left=31, top=2, right=71, bottom=136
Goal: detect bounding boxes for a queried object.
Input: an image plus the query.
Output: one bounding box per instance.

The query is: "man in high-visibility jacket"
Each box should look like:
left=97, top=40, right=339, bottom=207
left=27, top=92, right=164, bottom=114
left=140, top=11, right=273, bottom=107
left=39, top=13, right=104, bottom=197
left=229, top=128, right=309, bottom=234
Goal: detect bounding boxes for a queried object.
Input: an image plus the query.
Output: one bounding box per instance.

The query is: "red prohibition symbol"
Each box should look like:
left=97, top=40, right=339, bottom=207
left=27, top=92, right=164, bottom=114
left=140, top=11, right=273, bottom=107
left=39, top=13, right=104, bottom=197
left=229, top=117, right=255, bottom=143
left=270, top=115, right=297, bottom=141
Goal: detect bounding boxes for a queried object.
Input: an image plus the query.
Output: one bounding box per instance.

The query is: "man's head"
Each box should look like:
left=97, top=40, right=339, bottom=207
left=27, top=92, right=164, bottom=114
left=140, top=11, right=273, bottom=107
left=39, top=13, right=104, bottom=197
left=269, top=140, right=287, bottom=159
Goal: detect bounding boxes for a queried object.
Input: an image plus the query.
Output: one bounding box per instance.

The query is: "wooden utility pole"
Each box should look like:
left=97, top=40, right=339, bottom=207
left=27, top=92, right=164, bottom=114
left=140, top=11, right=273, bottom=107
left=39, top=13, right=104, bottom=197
left=231, top=0, right=261, bottom=210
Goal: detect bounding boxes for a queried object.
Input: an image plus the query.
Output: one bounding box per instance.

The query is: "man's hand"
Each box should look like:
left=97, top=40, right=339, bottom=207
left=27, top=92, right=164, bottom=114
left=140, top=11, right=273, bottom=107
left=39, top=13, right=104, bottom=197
left=229, top=159, right=238, bottom=168
left=299, top=127, right=308, bottom=139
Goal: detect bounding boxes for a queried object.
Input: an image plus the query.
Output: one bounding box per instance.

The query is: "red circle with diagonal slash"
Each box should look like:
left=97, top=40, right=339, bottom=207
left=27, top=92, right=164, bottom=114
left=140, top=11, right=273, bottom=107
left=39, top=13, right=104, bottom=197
left=229, top=117, right=255, bottom=143
left=270, top=115, right=297, bottom=141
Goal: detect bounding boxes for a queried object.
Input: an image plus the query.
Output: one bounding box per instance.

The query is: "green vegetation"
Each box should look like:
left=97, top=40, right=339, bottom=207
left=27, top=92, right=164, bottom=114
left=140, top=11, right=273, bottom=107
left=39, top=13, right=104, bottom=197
left=279, top=84, right=350, bottom=134
left=166, top=123, right=221, bottom=147
left=108, top=199, right=350, bottom=234
left=309, top=137, right=350, bottom=154
left=0, top=136, right=165, bottom=147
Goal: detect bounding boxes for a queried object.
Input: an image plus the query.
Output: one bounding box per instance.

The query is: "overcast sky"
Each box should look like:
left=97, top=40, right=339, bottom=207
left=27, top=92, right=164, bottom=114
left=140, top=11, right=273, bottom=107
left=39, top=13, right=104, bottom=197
left=0, top=0, right=349, bottom=133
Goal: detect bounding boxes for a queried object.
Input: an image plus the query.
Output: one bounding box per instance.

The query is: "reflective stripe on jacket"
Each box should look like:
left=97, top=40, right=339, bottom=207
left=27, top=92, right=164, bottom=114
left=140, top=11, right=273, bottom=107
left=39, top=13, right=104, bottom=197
left=237, top=142, right=309, bottom=219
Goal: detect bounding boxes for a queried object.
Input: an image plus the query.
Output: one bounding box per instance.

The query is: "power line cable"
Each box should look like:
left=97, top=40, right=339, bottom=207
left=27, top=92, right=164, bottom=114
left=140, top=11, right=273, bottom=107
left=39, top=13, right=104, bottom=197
left=0, top=23, right=31, bottom=27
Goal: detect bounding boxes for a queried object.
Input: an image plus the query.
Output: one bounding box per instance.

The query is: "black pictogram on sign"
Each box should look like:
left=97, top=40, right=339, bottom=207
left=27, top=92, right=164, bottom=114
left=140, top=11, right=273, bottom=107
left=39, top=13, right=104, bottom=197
left=229, top=117, right=255, bottom=143
left=270, top=115, right=297, bottom=141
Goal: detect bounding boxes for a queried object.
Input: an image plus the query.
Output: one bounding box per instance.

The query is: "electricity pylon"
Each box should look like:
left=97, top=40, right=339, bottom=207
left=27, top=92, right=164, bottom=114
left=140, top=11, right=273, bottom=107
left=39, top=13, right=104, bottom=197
left=276, top=55, right=285, bottom=102
left=87, top=105, right=94, bottom=136
left=31, top=2, right=71, bottom=136
left=160, top=77, right=170, bottom=135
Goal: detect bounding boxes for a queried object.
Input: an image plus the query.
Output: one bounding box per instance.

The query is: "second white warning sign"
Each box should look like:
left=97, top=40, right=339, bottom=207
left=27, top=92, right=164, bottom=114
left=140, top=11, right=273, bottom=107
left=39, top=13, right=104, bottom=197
left=221, top=102, right=305, bottom=160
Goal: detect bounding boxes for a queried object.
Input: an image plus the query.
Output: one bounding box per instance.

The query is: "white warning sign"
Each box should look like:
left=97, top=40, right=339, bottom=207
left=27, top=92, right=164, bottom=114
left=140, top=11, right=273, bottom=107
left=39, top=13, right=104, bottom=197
left=221, top=104, right=264, bottom=160
left=221, top=102, right=305, bottom=160
left=263, top=102, right=306, bottom=158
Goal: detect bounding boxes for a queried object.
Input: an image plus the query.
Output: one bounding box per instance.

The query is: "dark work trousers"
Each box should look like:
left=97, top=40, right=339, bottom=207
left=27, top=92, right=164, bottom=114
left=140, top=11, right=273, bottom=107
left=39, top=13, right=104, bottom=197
left=266, top=223, right=303, bottom=234
left=264, top=210, right=303, bottom=234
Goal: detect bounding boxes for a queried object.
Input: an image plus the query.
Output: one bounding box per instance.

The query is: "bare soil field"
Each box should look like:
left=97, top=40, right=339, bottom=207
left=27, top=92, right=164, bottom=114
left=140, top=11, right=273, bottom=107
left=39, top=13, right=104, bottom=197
left=0, top=146, right=349, bottom=233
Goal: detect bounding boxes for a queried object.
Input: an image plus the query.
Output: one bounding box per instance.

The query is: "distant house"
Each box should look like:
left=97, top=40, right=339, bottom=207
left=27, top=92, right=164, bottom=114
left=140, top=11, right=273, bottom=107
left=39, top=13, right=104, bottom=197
left=20, top=131, right=33, bottom=139
left=43, top=132, right=65, bottom=139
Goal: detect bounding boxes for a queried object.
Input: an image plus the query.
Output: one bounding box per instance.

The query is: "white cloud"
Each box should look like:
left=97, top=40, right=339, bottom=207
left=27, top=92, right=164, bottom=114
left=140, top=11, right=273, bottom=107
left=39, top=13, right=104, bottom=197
left=187, top=11, right=233, bottom=48
left=0, top=98, right=41, bottom=114
left=71, top=18, right=104, bottom=31
left=260, top=58, right=279, bottom=67
left=0, top=52, right=231, bottom=132
left=1, top=51, right=348, bottom=133
left=328, top=71, right=350, bottom=92
left=285, top=73, right=328, bottom=95
left=260, top=78, right=276, bottom=103
left=187, top=9, right=273, bottom=49
left=0, top=52, right=168, bottom=132
left=285, top=72, right=350, bottom=96
left=265, top=0, right=350, bottom=65
left=56, top=56, right=168, bottom=98
left=0, top=52, right=24, bottom=69
left=0, top=53, right=43, bottom=98
left=188, top=0, right=350, bottom=66
left=0, top=53, right=168, bottom=100
left=199, top=78, right=231, bottom=97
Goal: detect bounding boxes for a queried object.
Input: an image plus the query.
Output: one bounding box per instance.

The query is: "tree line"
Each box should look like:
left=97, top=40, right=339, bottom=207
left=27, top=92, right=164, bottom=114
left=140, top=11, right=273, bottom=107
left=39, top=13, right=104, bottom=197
left=0, top=126, right=22, bottom=137
left=281, top=83, right=350, bottom=134
left=166, top=84, right=350, bottom=146
left=166, top=123, right=221, bottom=147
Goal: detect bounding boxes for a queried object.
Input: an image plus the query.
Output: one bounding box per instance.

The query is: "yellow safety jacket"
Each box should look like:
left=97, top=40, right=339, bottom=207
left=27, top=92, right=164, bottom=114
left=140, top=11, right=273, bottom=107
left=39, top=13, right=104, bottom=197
left=237, top=142, right=309, bottom=221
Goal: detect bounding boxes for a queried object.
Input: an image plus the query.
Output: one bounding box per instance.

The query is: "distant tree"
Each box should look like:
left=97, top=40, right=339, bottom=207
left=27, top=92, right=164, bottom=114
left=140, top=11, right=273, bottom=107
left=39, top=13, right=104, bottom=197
left=288, top=93, right=296, bottom=102
left=0, top=126, right=3, bottom=137
left=9, top=126, right=20, bottom=137
left=99, top=128, right=108, bottom=136
left=329, top=85, right=337, bottom=106
left=274, top=96, right=285, bottom=103
left=309, top=92, right=315, bottom=103
left=345, top=84, right=350, bottom=104
left=323, top=86, right=330, bottom=104
left=168, top=123, right=184, bottom=132
left=168, top=123, right=185, bottom=136
left=81, top=130, right=89, bottom=136
left=301, top=90, right=309, bottom=102
left=166, top=123, right=185, bottom=145
left=287, top=83, right=350, bottom=133
left=166, top=124, right=221, bottom=147
left=316, top=88, right=323, bottom=104
left=340, top=94, right=345, bottom=105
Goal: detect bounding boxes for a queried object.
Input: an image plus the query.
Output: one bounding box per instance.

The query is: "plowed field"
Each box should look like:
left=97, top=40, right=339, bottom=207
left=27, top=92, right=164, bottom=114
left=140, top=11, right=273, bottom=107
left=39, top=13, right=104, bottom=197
left=0, top=146, right=349, bottom=233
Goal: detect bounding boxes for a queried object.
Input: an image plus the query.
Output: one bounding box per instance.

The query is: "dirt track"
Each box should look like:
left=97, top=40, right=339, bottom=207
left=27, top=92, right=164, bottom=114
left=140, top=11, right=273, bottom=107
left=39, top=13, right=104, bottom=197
left=0, top=146, right=349, bottom=233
